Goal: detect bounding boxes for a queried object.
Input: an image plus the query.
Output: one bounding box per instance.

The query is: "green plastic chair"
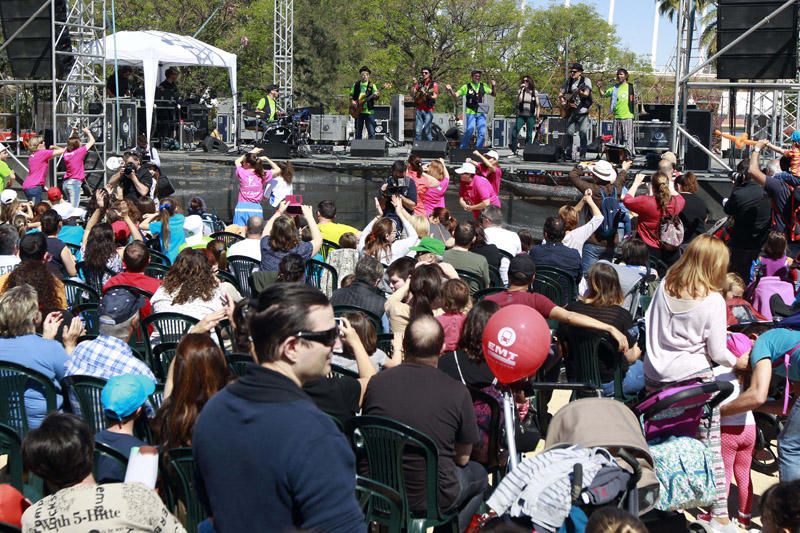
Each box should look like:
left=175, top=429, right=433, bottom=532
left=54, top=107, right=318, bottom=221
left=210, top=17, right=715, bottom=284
left=356, top=475, right=403, bottom=533
left=488, top=264, right=503, bottom=288
left=216, top=270, right=241, bottom=294
left=93, top=441, right=130, bottom=483
left=321, top=239, right=340, bottom=260
left=75, top=262, right=115, bottom=294
left=347, top=415, right=459, bottom=533
left=148, top=249, right=172, bottom=266
left=209, top=231, right=244, bottom=249
left=535, top=266, right=578, bottom=305
left=151, top=342, right=179, bottom=382
left=63, top=279, right=100, bottom=307
left=71, top=302, right=100, bottom=336
left=0, top=424, right=23, bottom=491
left=62, top=375, right=108, bottom=434
left=473, top=287, right=505, bottom=301
left=148, top=383, right=165, bottom=413
left=140, top=312, right=198, bottom=362
left=306, top=259, right=338, bottom=295
left=0, top=362, right=59, bottom=437
left=166, top=447, right=210, bottom=532
left=455, top=269, right=487, bottom=295
left=563, top=333, right=629, bottom=401
left=104, top=284, right=154, bottom=299
left=333, top=305, right=384, bottom=334
left=530, top=276, right=564, bottom=305
left=226, top=353, right=253, bottom=377
left=467, top=387, right=508, bottom=487
left=227, top=255, right=260, bottom=298
left=144, top=263, right=170, bottom=280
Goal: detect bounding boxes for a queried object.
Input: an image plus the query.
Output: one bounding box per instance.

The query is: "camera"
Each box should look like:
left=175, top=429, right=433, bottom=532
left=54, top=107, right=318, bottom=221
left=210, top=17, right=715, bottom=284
left=123, top=162, right=136, bottom=177
left=384, top=176, right=404, bottom=197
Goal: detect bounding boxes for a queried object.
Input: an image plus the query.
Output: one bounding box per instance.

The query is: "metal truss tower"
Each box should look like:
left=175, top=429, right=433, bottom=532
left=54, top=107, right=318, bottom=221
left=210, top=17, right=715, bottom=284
left=273, top=0, right=293, bottom=111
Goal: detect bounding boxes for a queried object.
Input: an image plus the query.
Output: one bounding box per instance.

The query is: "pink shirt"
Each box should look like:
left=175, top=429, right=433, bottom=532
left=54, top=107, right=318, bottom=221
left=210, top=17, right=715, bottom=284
left=236, top=166, right=272, bottom=204
left=436, top=312, right=466, bottom=353
left=23, top=149, right=54, bottom=189
left=478, top=163, right=502, bottom=195
left=406, top=170, right=428, bottom=216
left=423, top=174, right=449, bottom=215
left=461, top=175, right=500, bottom=219
left=62, top=146, right=88, bottom=182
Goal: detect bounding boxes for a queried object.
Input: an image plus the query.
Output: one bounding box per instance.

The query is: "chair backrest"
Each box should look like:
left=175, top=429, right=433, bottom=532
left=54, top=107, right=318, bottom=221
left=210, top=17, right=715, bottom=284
left=151, top=342, right=179, bottom=382
left=63, top=279, right=100, bottom=307
left=75, top=262, right=113, bottom=293
left=467, top=386, right=504, bottom=473
left=348, top=415, right=447, bottom=524
left=147, top=249, right=172, bottom=266
left=455, top=269, right=487, bottom=295
left=141, top=313, right=198, bottom=361
left=209, top=231, right=244, bottom=249
left=71, top=303, right=100, bottom=336
left=65, top=242, right=82, bottom=261
left=148, top=383, right=165, bottom=413
left=321, top=239, right=340, bottom=260
left=226, top=353, right=254, bottom=377
left=356, top=475, right=403, bottom=533
left=106, top=284, right=154, bottom=299
left=167, top=447, right=210, bottom=532
left=473, top=287, right=505, bottom=301
left=535, top=266, right=577, bottom=305
left=0, top=424, right=23, bottom=491
left=530, top=277, right=564, bottom=305
left=0, top=362, right=58, bottom=436
left=62, top=375, right=108, bottom=434
left=331, top=363, right=359, bottom=379
left=144, top=263, right=170, bottom=280
left=333, top=305, right=383, bottom=334
left=306, top=259, right=338, bottom=296
left=563, top=333, right=617, bottom=398
left=227, top=255, right=260, bottom=298
left=216, top=270, right=241, bottom=293
left=488, top=264, right=504, bottom=288
left=93, top=441, right=130, bottom=483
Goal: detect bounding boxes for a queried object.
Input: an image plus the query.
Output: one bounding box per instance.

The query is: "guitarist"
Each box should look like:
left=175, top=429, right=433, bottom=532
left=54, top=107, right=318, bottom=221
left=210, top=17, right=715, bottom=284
left=351, top=66, right=380, bottom=140
left=597, top=68, right=635, bottom=157
left=509, top=75, right=539, bottom=156
left=446, top=70, right=496, bottom=149
left=558, top=63, right=593, bottom=162
left=411, top=67, right=439, bottom=141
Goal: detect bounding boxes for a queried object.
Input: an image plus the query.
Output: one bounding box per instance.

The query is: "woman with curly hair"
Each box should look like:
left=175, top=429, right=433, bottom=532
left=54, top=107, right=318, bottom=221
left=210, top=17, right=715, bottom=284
left=3, top=233, right=67, bottom=313
left=156, top=333, right=230, bottom=452
left=140, top=197, right=185, bottom=264
left=260, top=203, right=322, bottom=271
left=81, top=191, right=137, bottom=286
left=150, top=248, right=227, bottom=320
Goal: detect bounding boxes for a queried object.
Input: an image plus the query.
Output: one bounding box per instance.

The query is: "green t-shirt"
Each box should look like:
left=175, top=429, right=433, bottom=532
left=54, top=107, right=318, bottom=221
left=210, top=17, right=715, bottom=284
left=602, top=83, right=634, bottom=120
left=456, top=82, right=493, bottom=115
left=353, top=82, right=377, bottom=115
left=0, top=161, right=11, bottom=192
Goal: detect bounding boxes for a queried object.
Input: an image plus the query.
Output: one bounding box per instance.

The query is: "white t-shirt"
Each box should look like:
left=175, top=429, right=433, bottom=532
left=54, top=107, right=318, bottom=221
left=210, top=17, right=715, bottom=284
left=714, top=365, right=755, bottom=427
left=484, top=226, right=522, bottom=285
left=227, top=238, right=262, bottom=261
left=266, top=176, right=293, bottom=208
left=0, top=254, right=20, bottom=276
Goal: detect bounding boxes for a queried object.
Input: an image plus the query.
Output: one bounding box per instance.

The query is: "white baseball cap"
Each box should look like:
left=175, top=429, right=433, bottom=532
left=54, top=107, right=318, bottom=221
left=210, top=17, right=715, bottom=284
left=0, top=143, right=8, bottom=153
left=485, top=150, right=499, bottom=160
left=183, top=215, right=204, bottom=237
left=590, top=160, right=617, bottom=183
left=0, top=189, right=17, bottom=205
left=454, top=162, right=477, bottom=175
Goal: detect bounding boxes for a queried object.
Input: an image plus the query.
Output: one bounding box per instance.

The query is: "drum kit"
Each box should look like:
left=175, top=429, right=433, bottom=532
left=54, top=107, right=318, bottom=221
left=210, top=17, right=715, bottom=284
left=241, top=107, right=312, bottom=156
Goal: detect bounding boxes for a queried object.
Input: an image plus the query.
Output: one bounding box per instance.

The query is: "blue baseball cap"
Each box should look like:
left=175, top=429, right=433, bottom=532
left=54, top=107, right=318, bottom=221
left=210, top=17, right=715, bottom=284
left=101, top=374, right=155, bottom=421
left=792, top=130, right=800, bottom=143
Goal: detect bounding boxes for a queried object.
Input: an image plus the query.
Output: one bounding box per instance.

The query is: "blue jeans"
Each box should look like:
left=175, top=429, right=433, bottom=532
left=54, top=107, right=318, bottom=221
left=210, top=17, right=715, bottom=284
left=460, top=113, right=487, bottom=149
left=62, top=179, right=81, bottom=208
left=355, top=114, right=376, bottom=140
left=447, top=461, right=488, bottom=532
left=415, top=110, right=433, bottom=141
left=24, top=186, right=43, bottom=205
left=601, top=360, right=645, bottom=397
left=581, top=242, right=614, bottom=277
left=566, top=112, right=590, bottom=160
left=779, top=393, right=800, bottom=481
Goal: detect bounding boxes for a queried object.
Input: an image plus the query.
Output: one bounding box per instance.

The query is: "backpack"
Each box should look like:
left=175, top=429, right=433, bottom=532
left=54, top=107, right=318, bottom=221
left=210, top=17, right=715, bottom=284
left=659, top=211, right=684, bottom=252
left=596, top=187, right=622, bottom=239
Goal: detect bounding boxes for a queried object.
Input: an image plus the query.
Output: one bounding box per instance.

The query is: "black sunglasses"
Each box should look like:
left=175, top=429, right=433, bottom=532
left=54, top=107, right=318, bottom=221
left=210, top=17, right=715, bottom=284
left=295, top=326, right=339, bottom=347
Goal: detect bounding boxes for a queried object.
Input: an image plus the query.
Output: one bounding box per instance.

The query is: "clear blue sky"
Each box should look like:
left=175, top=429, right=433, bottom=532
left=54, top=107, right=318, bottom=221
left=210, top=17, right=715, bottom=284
left=526, top=0, right=682, bottom=71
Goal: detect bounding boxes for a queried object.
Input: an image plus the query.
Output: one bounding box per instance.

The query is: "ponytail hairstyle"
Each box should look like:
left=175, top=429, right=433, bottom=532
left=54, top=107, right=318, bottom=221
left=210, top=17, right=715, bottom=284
left=407, top=153, right=424, bottom=176
left=243, top=153, right=265, bottom=180
left=278, top=161, right=294, bottom=185
left=157, top=197, right=178, bottom=252
left=408, top=263, right=444, bottom=320
left=652, top=172, right=671, bottom=214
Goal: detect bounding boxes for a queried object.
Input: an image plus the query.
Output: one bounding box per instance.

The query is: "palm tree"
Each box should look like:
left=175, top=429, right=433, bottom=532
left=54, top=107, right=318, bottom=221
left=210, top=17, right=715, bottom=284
left=656, top=0, right=714, bottom=22
left=657, top=0, right=717, bottom=60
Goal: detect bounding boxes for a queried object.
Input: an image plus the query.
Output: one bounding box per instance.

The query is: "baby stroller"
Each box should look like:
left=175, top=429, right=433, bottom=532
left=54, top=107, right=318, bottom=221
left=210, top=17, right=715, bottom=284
left=633, top=380, right=733, bottom=532
left=480, top=397, right=659, bottom=533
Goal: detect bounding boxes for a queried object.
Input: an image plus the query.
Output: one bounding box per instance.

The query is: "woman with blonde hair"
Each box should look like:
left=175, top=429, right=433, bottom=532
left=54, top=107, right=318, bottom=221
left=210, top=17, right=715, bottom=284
left=623, top=171, right=685, bottom=267
left=644, top=234, right=745, bottom=531
left=421, top=158, right=450, bottom=215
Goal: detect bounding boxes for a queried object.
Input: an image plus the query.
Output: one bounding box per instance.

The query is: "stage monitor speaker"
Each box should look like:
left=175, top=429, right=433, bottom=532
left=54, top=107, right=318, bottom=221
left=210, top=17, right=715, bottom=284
left=411, top=141, right=448, bottom=159
left=0, top=0, right=71, bottom=79
left=449, top=147, right=489, bottom=164
left=374, top=119, right=390, bottom=140
left=350, top=139, right=387, bottom=158
left=684, top=109, right=712, bottom=172
left=523, top=144, right=562, bottom=163
left=203, top=136, right=230, bottom=154
left=372, top=105, right=391, bottom=122
left=255, top=141, right=292, bottom=159
left=716, top=0, right=798, bottom=80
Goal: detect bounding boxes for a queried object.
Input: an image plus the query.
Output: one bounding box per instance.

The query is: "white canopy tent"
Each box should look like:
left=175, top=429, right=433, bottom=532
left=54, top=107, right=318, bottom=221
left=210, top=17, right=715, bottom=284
left=89, top=30, right=237, bottom=145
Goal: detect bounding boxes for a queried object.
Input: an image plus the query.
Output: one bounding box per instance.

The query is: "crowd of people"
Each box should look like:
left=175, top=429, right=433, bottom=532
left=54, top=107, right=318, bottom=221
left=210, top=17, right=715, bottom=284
left=3, top=123, right=800, bottom=533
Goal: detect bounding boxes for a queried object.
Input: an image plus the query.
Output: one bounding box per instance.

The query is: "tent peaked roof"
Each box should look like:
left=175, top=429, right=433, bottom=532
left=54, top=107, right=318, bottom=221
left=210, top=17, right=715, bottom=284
left=97, top=31, right=236, bottom=69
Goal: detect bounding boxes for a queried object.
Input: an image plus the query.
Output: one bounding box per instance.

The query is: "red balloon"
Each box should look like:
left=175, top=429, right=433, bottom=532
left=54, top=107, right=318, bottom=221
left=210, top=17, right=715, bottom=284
left=482, top=304, right=551, bottom=384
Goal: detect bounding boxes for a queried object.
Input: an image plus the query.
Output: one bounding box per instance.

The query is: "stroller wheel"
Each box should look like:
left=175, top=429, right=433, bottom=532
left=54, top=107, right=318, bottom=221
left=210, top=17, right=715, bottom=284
left=752, top=412, right=782, bottom=475
left=687, top=520, right=714, bottom=532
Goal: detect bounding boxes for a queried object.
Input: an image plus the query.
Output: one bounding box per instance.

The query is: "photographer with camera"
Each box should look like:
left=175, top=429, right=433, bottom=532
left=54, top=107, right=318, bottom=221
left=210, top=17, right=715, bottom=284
left=378, top=161, right=417, bottom=227
left=107, top=152, right=154, bottom=202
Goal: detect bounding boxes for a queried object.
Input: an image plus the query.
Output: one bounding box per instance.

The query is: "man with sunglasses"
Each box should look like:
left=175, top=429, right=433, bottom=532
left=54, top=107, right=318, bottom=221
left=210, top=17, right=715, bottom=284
left=411, top=67, right=439, bottom=141
left=558, top=63, right=593, bottom=162
left=193, top=284, right=365, bottom=532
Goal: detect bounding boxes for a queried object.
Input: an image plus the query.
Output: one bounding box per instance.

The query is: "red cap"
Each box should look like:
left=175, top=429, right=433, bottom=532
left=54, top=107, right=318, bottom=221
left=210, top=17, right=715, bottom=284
left=111, top=220, right=131, bottom=242
left=47, top=187, right=62, bottom=202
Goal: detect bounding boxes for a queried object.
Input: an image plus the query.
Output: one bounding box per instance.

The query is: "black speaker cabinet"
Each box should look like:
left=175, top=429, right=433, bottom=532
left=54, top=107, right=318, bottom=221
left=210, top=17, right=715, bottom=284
left=255, top=141, right=292, bottom=159
left=411, top=141, right=448, bottom=159
left=523, top=144, right=562, bottom=162
left=203, top=136, right=230, bottom=154
left=449, top=147, right=489, bottom=163
left=0, top=0, right=70, bottom=79
left=684, top=110, right=712, bottom=172
left=350, top=139, right=387, bottom=158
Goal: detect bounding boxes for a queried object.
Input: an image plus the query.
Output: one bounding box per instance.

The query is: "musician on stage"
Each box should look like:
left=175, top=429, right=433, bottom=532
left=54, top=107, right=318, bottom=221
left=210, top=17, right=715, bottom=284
left=257, top=84, right=280, bottom=122
left=411, top=67, right=439, bottom=141
left=446, top=70, right=496, bottom=149
left=509, top=75, right=539, bottom=156
left=156, top=67, right=180, bottom=101
left=351, top=67, right=380, bottom=140
left=106, top=66, right=133, bottom=97
left=558, top=63, right=592, bottom=161
left=597, top=68, right=635, bottom=157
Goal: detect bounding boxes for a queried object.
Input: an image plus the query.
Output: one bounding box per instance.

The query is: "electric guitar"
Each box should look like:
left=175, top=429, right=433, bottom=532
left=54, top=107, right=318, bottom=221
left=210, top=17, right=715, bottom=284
left=349, top=82, right=392, bottom=119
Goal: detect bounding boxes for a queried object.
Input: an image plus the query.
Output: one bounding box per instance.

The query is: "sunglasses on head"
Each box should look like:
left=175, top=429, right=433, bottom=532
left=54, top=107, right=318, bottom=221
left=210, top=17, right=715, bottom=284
left=295, top=326, right=339, bottom=347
